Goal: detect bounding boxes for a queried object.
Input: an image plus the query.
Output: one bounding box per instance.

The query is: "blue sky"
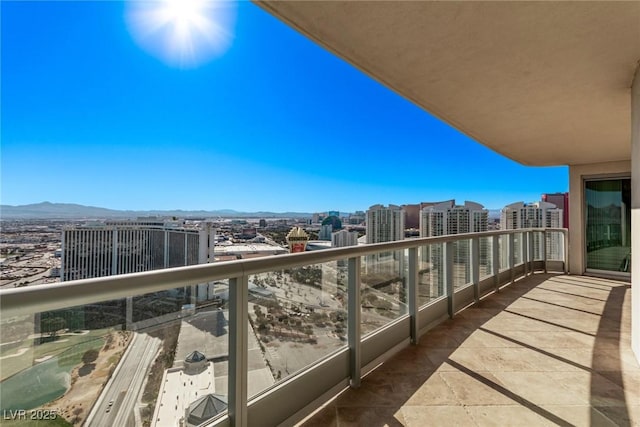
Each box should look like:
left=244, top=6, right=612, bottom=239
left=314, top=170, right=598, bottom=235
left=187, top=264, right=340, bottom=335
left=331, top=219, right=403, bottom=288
left=1, top=1, right=567, bottom=213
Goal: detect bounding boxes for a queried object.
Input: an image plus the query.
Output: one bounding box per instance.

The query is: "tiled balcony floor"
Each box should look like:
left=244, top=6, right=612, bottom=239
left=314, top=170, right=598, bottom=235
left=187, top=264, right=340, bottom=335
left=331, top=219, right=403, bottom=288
left=298, top=273, right=639, bottom=427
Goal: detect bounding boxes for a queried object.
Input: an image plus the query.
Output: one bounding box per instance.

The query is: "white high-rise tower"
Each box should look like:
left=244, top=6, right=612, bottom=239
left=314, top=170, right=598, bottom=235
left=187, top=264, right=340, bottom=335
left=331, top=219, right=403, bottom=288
left=501, top=201, right=564, bottom=260
left=419, top=201, right=489, bottom=297
left=366, top=204, right=405, bottom=243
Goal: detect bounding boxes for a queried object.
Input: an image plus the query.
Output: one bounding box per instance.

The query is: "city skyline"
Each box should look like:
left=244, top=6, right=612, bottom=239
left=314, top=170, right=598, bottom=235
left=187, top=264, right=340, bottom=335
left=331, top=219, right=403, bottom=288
left=1, top=1, right=567, bottom=213
left=1, top=198, right=558, bottom=218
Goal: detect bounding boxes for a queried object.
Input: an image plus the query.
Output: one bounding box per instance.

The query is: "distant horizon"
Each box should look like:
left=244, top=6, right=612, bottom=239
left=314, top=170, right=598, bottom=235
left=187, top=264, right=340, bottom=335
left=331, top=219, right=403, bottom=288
left=1, top=199, right=565, bottom=214
left=2, top=1, right=568, bottom=212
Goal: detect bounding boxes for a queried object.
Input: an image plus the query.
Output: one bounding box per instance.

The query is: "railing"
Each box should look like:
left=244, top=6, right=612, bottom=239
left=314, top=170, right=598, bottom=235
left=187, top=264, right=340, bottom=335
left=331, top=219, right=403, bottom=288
left=0, top=228, right=567, bottom=427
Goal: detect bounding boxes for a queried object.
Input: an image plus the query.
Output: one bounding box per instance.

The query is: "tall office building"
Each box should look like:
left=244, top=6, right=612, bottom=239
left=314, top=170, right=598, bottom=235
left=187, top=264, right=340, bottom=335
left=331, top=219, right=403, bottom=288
left=61, top=219, right=214, bottom=281
left=501, top=201, right=564, bottom=260
left=366, top=204, right=405, bottom=243
left=58, top=219, right=216, bottom=329
left=419, top=201, right=488, bottom=295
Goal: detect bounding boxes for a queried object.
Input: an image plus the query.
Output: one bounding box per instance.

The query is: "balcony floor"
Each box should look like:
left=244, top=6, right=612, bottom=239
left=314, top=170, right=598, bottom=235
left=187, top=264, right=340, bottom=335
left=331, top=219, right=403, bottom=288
left=298, top=273, right=639, bottom=426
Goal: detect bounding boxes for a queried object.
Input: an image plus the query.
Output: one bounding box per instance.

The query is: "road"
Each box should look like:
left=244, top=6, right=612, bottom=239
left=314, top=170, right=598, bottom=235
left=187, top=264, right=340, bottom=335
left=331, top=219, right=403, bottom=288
left=87, top=333, right=161, bottom=427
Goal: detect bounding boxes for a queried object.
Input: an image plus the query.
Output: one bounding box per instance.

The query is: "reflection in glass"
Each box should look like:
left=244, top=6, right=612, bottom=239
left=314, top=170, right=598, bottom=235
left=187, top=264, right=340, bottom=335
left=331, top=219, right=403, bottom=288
left=247, top=263, right=348, bottom=397
left=585, top=179, right=632, bottom=272
left=0, top=283, right=230, bottom=426
left=361, top=251, right=407, bottom=335
left=479, top=237, right=493, bottom=280
left=418, top=244, right=444, bottom=306
left=513, top=233, right=523, bottom=265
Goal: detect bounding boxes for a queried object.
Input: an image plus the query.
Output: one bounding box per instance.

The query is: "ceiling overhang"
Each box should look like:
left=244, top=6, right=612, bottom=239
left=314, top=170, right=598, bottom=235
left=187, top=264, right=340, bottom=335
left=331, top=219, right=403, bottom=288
left=256, top=1, right=640, bottom=166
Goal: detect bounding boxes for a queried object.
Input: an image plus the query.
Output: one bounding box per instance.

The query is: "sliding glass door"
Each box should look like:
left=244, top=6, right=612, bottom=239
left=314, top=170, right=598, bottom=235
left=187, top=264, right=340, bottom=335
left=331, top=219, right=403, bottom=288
left=584, top=178, right=631, bottom=274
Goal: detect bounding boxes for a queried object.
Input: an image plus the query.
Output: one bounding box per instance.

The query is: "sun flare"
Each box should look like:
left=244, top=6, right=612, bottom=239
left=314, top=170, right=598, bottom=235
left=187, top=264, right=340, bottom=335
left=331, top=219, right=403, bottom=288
left=126, top=0, right=236, bottom=68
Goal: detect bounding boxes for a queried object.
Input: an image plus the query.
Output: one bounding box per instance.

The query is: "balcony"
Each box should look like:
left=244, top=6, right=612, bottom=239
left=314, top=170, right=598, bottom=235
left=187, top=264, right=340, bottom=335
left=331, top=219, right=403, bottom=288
left=1, top=229, right=638, bottom=426
left=298, top=273, right=639, bottom=426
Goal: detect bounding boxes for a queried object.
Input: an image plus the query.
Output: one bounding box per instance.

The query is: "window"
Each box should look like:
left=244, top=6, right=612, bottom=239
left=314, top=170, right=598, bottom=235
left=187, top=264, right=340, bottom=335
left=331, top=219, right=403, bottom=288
left=584, top=178, right=631, bottom=273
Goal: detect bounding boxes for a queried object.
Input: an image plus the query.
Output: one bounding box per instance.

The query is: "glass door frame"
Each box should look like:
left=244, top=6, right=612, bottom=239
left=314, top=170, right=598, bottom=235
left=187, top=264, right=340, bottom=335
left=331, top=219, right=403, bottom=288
left=583, top=174, right=632, bottom=278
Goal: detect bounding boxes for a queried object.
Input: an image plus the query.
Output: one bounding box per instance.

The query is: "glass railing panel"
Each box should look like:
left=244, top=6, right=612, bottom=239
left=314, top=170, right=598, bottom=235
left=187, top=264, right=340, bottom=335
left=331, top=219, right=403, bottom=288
left=452, top=240, right=471, bottom=289
left=0, top=282, right=229, bottom=427
left=546, top=231, right=566, bottom=262
left=532, top=231, right=544, bottom=261
left=417, top=243, right=444, bottom=307
left=498, top=234, right=509, bottom=272
left=513, top=232, right=523, bottom=265
left=360, top=250, right=408, bottom=336
left=247, top=261, right=348, bottom=398
left=479, top=236, right=493, bottom=280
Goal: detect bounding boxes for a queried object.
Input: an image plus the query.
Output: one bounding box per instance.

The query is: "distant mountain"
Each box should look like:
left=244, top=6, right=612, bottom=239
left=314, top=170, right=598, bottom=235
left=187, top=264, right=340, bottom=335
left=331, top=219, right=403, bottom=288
left=0, top=202, right=313, bottom=220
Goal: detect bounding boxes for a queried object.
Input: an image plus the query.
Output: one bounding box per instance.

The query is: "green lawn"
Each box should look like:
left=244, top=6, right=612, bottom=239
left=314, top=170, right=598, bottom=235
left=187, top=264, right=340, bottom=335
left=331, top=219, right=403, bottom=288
left=0, top=329, right=110, bottom=382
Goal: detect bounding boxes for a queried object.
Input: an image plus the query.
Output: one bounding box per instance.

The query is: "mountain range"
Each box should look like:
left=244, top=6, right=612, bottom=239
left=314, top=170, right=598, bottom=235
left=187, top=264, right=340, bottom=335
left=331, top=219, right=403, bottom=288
left=0, top=202, right=502, bottom=220
left=0, top=202, right=315, bottom=220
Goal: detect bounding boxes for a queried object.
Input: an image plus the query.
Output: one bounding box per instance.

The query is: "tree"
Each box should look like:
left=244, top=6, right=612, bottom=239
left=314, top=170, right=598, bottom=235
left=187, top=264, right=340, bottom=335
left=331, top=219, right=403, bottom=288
left=41, top=317, right=66, bottom=338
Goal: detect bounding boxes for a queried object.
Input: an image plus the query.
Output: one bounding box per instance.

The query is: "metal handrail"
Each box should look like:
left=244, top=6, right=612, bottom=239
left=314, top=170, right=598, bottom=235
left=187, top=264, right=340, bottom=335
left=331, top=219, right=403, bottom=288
left=0, top=228, right=568, bottom=319
left=0, top=227, right=569, bottom=427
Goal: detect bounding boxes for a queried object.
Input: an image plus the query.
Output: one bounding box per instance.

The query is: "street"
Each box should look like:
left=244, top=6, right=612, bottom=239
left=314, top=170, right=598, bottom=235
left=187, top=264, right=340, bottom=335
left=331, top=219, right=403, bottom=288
left=86, top=333, right=161, bottom=427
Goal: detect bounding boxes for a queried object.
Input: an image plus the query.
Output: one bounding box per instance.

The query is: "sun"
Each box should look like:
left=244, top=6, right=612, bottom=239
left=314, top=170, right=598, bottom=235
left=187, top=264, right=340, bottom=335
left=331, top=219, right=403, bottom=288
left=126, top=0, right=237, bottom=68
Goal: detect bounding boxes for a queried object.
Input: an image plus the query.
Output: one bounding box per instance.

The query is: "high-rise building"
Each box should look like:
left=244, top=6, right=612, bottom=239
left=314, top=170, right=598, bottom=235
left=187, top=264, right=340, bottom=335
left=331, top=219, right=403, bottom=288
left=419, top=201, right=488, bottom=237
left=318, top=224, right=333, bottom=241
left=365, top=204, right=405, bottom=244
left=501, top=201, right=563, bottom=229
left=501, top=201, right=564, bottom=260
left=402, top=200, right=454, bottom=229
left=542, top=192, right=569, bottom=229
left=322, top=215, right=342, bottom=230
left=331, top=229, right=359, bottom=248
left=402, top=204, right=421, bottom=229
left=58, top=219, right=216, bottom=329
left=419, top=201, right=488, bottom=295
left=61, top=219, right=214, bottom=281
left=365, top=205, right=405, bottom=276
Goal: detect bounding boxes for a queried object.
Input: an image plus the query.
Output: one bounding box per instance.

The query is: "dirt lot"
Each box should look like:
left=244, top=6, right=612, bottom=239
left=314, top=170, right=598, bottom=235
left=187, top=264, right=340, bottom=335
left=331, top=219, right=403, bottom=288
left=43, top=331, right=132, bottom=425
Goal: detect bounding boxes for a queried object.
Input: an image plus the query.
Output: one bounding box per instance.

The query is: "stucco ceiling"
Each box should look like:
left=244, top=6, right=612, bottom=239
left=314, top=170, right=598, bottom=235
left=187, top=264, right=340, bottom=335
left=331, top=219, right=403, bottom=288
left=257, top=1, right=640, bottom=166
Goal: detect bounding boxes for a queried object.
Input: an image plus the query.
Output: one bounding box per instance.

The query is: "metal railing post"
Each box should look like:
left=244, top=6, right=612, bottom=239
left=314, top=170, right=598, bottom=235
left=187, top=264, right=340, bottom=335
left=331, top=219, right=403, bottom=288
left=444, top=241, right=454, bottom=318
left=563, top=230, right=569, bottom=274
left=229, top=275, right=249, bottom=427
left=528, top=231, right=535, bottom=275
left=125, top=297, right=133, bottom=330
left=492, top=234, right=500, bottom=292
left=543, top=230, right=548, bottom=273
left=471, top=238, right=480, bottom=303
left=408, top=248, right=419, bottom=345
left=523, top=231, right=529, bottom=276
left=348, top=256, right=361, bottom=388
left=509, top=233, right=515, bottom=284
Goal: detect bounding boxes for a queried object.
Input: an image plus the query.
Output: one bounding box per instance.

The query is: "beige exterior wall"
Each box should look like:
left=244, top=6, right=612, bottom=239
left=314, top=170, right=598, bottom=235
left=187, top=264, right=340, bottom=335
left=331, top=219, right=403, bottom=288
left=631, top=67, right=639, bottom=361
left=568, top=161, right=631, bottom=275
